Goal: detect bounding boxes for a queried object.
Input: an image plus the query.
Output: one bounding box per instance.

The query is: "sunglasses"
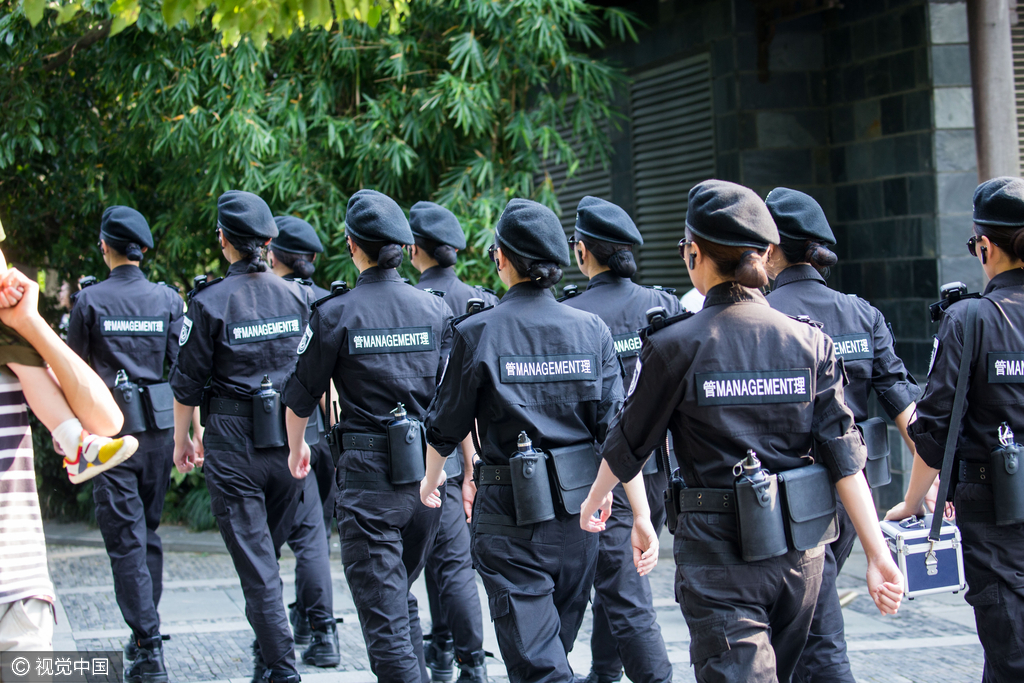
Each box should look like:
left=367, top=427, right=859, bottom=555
left=488, top=244, right=497, bottom=263
left=568, top=236, right=579, bottom=248
left=678, top=238, right=693, bottom=260
left=966, top=235, right=980, bottom=257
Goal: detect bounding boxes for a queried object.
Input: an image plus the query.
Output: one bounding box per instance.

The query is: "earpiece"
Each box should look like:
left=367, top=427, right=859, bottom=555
left=981, top=245, right=988, bottom=264
left=689, top=253, right=696, bottom=270
left=576, top=249, right=584, bottom=263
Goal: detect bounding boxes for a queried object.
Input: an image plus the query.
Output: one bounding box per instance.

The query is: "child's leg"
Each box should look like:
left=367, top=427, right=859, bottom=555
left=8, top=362, right=137, bottom=482
left=8, top=363, right=74, bottom=431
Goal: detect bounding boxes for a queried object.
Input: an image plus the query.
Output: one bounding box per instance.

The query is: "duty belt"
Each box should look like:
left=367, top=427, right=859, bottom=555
left=677, top=488, right=734, bottom=514
left=341, top=432, right=388, bottom=453
left=959, top=460, right=992, bottom=485
left=476, top=465, right=512, bottom=486
left=208, top=397, right=252, bottom=418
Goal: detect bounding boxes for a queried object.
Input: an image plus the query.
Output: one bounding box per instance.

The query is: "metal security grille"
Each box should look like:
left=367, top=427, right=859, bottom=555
left=631, top=54, right=715, bottom=291
left=536, top=124, right=612, bottom=289
left=1013, top=24, right=1024, bottom=171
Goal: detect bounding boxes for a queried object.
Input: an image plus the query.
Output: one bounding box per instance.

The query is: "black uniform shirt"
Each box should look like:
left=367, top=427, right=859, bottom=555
left=910, top=268, right=1024, bottom=467
left=415, top=265, right=499, bottom=319
left=602, top=282, right=865, bottom=487
left=169, top=260, right=315, bottom=406
left=560, top=271, right=682, bottom=390
left=67, top=265, right=184, bottom=387
left=282, top=267, right=453, bottom=433
left=767, top=264, right=920, bottom=422
left=423, top=283, right=623, bottom=464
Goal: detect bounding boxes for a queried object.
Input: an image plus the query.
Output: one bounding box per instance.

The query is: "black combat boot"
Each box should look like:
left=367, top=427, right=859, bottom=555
left=262, top=670, right=301, bottom=683
left=251, top=640, right=268, bottom=683
left=302, top=619, right=341, bottom=667
left=123, top=639, right=139, bottom=662
left=425, top=634, right=455, bottom=682
left=124, top=636, right=168, bottom=683
left=289, top=602, right=312, bottom=647
left=455, top=650, right=489, bottom=682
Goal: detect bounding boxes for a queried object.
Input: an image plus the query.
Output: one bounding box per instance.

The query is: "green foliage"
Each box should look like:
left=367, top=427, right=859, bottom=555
left=1, top=0, right=634, bottom=293
left=20, top=0, right=409, bottom=47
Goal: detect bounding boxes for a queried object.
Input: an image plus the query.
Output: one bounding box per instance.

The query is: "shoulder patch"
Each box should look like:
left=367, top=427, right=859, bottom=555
left=927, top=336, right=940, bottom=376
left=178, top=316, right=193, bottom=346
left=297, top=324, right=314, bottom=354
left=312, top=281, right=349, bottom=310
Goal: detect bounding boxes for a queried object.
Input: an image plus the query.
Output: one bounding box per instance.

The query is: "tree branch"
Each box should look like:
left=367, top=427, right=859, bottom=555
left=43, top=21, right=112, bottom=73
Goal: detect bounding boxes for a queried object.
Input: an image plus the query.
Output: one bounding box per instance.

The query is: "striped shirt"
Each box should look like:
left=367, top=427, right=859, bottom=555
left=0, top=369, right=54, bottom=604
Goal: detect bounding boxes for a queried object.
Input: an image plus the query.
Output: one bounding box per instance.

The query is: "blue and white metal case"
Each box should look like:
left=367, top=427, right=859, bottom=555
left=880, top=514, right=966, bottom=598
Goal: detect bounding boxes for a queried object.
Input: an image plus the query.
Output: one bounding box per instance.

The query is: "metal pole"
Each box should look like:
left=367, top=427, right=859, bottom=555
left=967, top=0, right=1021, bottom=180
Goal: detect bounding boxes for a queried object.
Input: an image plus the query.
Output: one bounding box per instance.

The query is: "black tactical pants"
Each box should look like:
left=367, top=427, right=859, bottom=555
left=956, top=484, right=1024, bottom=683
left=203, top=416, right=303, bottom=677
left=675, top=527, right=824, bottom=683
left=424, top=474, right=485, bottom=660
left=287, top=468, right=333, bottom=628
left=791, top=503, right=856, bottom=683
left=472, top=485, right=598, bottom=683
left=92, top=429, right=174, bottom=641
left=336, top=448, right=443, bottom=683
left=588, top=479, right=671, bottom=683
left=310, top=438, right=337, bottom=538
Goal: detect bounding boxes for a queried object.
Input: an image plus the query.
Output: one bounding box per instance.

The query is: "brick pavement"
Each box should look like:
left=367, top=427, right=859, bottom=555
left=45, top=526, right=985, bottom=682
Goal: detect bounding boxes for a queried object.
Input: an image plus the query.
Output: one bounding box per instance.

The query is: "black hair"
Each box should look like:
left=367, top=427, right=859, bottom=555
left=497, top=238, right=563, bottom=289
left=976, top=224, right=1024, bottom=262
left=414, top=236, right=458, bottom=268
left=574, top=231, right=637, bottom=278
left=351, top=235, right=403, bottom=269
left=689, top=230, right=769, bottom=289
left=271, top=247, right=316, bottom=279
left=105, top=238, right=145, bottom=263
left=778, top=236, right=838, bottom=274
left=222, top=230, right=268, bottom=273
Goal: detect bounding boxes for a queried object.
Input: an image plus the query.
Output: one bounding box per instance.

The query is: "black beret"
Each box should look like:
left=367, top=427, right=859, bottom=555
left=217, top=191, right=277, bottom=239
left=686, top=180, right=779, bottom=249
left=344, top=190, right=413, bottom=245
left=764, top=187, right=835, bottom=245
left=494, top=199, right=570, bottom=266
left=272, top=216, right=324, bottom=254
left=409, top=201, right=466, bottom=249
left=574, top=196, right=643, bottom=246
left=100, top=206, right=153, bottom=248
left=973, top=177, right=1024, bottom=228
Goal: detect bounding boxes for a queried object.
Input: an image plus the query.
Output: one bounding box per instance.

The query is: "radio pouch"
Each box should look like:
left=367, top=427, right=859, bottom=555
left=510, top=449, right=555, bottom=525
left=857, top=417, right=892, bottom=487
left=547, top=443, right=599, bottom=517
left=778, top=463, right=839, bottom=551
left=326, top=424, right=342, bottom=467
left=387, top=418, right=426, bottom=485
left=141, top=382, right=175, bottom=432
left=113, top=379, right=147, bottom=436
left=990, top=432, right=1024, bottom=526
left=252, top=387, right=286, bottom=449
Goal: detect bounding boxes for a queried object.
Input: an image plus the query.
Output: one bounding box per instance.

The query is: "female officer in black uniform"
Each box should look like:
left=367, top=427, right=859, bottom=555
left=581, top=180, right=903, bottom=683
left=169, top=191, right=322, bottom=683
left=408, top=200, right=496, bottom=682
left=559, top=196, right=675, bottom=683
left=419, top=198, right=654, bottom=682
left=282, top=189, right=453, bottom=683
left=763, top=188, right=921, bottom=683
left=888, top=176, right=1024, bottom=682
left=67, top=206, right=184, bottom=683
left=267, top=215, right=340, bottom=666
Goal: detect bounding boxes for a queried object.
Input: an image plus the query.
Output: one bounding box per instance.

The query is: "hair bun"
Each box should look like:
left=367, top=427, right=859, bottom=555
left=126, top=242, right=144, bottom=262
left=735, top=250, right=769, bottom=288
left=433, top=244, right=458, bottom=268
left=1011, top=227, right=1024, bottom=262
left=606, top=249, right=637, bottom=278
left=526, top=261, right=563, bottom=289
left=806, top=243, right=838, bottom=269
left=377, top=243, right=404, bottom=269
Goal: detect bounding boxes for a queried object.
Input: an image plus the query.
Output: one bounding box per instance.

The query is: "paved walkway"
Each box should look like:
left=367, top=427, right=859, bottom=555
left=44, top=522, right=985, bottom=682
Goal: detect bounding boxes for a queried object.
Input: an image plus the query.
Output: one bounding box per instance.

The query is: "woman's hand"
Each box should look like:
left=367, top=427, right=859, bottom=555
left=865, top=552, right=904, bottom=615
left=579, top=490, right=613, bottom=533
left=288, top=441, right=311, bottom=479
left=462, top=476, right=477, bottom=523
left=420, top=468, right=447, bottom=508
left=631, top=514, right=660, bottom=576
left=174, top=438, right=198, bottom=474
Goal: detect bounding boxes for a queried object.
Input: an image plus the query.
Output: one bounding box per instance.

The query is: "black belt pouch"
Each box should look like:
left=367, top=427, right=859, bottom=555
left=141, top=382, right=175, bottom=431
left=114, top=382, right=148, bottom=436
left=387, top=419, right=426, bottom=485
left=326, top=424, right=342, bottom=467
left=547, top=442, right=599, bottom=517
left=991, top=440, right=1024, bottom=526
left=778, top=463, right=839, bottom=551
left=857, top=417, right=892, bottom=488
